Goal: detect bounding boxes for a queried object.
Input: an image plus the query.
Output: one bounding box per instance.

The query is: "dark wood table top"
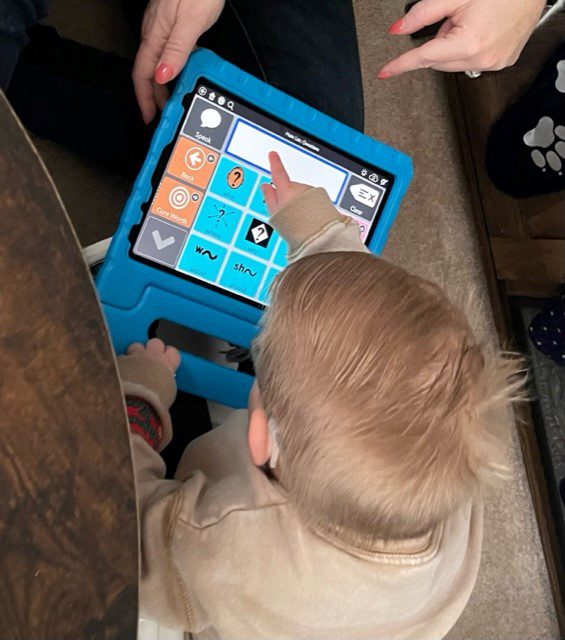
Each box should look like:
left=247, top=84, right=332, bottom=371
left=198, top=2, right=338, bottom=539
left=0, top=92, right=138, bottom=639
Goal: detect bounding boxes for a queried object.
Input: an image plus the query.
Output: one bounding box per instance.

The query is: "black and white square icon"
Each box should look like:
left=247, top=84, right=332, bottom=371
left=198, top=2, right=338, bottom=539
left=245, top=218, right=273, bottom=248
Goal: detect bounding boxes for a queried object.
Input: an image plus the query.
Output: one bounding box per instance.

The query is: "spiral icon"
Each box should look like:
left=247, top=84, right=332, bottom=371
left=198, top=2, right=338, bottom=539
left=169, top=186, right=190, bottom=210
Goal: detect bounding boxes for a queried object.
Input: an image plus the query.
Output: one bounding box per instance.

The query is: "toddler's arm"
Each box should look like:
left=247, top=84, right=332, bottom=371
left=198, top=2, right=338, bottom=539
left=116, top=339, right=202, bottom=631
left=118, top=338, right=179, bottom=451
left=262, top=152, right=369, bottom=263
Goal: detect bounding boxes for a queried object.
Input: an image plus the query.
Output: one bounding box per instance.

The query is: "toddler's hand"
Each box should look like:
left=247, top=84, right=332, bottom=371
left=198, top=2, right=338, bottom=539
left=261, top=152, right=310, bottom=215
left=126, top=338, right=181, bottom=373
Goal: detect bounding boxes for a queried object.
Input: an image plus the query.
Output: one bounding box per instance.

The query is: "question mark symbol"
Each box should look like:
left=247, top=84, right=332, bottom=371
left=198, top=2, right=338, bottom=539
left=227, top=167, right=244, bottom=189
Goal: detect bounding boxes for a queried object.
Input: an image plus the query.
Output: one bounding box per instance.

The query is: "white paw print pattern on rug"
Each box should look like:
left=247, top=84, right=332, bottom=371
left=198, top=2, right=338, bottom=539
left=522, top=58, right=565, bottom=175
left=556, top=60, right=565, bottom=93
left=523, top=116, right=565, bottom=175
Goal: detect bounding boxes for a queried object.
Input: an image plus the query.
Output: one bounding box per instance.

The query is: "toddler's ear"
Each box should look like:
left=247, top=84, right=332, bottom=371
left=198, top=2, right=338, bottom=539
left=248, top=406, right=271, bottom=466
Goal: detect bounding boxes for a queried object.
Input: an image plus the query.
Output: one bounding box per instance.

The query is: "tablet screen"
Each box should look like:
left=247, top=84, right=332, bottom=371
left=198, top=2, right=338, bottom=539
left=132, top=79, right=395, bottom=307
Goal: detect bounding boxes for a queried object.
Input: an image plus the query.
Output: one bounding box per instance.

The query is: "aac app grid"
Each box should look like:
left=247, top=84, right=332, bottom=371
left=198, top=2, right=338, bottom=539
left=133, top=82, right=392, bottom=306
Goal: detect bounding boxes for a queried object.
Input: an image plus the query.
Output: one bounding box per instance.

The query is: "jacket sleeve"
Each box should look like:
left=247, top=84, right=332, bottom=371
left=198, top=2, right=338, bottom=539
left=128, top=435, right=208, bottom=631
left=117, top=353, right=177, bottom=451
left=270, top=187, right=369, bottom=263
left=117, top=354, right=206, bottom=631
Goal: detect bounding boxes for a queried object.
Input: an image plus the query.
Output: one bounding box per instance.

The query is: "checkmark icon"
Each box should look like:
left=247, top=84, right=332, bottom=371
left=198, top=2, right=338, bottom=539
left=152, top=230, right=176, bottom=250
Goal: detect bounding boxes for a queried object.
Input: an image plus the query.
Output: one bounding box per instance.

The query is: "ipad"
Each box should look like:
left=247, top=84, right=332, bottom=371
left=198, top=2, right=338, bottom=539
left=131, top=79, right=396, bottom=307
left=97, top=49, right=412, bottom=406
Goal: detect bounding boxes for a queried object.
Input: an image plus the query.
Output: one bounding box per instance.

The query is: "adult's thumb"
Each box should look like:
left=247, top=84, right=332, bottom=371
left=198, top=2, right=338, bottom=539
left=155, top=23, right=198, bottom=84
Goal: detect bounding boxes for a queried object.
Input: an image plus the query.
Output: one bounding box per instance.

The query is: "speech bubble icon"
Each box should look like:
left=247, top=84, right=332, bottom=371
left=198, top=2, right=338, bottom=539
left=200, top=108, right=222, bottom=129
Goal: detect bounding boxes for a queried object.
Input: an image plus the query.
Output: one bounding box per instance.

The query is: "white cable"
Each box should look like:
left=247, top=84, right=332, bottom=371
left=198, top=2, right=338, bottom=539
left=82, top=237, right=112, bottom=268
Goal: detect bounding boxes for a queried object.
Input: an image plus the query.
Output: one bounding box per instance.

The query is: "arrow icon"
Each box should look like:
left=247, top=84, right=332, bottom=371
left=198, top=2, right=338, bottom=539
left=185, top=146, right=205, bottom=170
left=152, top=230, right=175, bottom=250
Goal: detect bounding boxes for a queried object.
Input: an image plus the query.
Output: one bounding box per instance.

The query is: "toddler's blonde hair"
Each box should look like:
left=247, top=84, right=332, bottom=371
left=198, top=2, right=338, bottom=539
left=252, top=252, right=523, bottom=542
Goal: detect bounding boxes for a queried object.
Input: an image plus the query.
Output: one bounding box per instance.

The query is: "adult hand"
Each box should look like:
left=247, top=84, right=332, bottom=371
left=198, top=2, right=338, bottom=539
left=377, top=0, right=546, bottom=78
left=133, top=0, right=225, bottom=124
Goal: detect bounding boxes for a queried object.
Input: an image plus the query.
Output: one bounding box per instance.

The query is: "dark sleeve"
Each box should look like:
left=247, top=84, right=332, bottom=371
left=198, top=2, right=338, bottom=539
left=0, top=0, right=51, bottom=88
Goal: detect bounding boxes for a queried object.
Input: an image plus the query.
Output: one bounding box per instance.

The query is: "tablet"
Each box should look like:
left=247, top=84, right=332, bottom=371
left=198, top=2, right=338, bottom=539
left=131, top=81, right=396, bottom=307
left=96, top=49, right=412, bottom=407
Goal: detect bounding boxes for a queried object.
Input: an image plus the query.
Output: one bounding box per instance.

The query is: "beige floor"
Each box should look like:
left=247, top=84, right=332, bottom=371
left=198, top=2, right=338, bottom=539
left=36, top=0, right=558, bottom=636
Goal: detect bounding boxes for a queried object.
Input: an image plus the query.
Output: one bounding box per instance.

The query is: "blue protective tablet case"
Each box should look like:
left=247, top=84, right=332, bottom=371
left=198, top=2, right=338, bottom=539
left=96, top=49, right=413, bottom=409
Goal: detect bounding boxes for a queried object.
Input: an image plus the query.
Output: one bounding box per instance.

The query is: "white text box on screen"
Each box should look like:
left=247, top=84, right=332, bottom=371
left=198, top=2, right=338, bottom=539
left=225, top=121, right=347, bottom=202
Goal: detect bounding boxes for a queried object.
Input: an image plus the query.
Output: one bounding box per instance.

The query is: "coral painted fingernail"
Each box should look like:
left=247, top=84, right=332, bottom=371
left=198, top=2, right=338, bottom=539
left=155, top=62, right=175, bottom=84
left=377, top=70, right=392, bottom=79
left=388, top=19, right=404, bottom=35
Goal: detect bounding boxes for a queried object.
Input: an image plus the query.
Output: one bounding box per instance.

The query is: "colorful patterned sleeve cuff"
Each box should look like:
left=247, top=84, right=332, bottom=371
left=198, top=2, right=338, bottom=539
left=126, top=396, right=164, bottom=451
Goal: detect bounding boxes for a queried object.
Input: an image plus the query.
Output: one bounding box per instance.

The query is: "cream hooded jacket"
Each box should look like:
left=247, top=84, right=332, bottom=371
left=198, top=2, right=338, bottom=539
left=119, top=188, right=483, bottom=639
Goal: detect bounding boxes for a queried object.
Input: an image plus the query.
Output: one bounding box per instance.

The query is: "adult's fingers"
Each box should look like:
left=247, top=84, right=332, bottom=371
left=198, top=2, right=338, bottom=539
left=154, top=82, right=170, bottom=112
left=268, top=152, right=291, bottom=190
left=154, top=19, right=200, bottom=85
left=378, top=34, right=468, bottom=77
left=133, top=38, right=162, bottom=123
left=436, top=16, right=454, bottom=38
left=390, top=0, right=458, bottom=35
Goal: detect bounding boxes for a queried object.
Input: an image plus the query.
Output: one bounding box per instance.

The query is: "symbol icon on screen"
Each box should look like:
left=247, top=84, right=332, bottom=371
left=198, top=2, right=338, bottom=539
left=227, top=101, right=234, bottom=110
left=209, top=92, right=216, bottom=101
left=227, top=167, right=245, bottom=189
left=218, top=96, right=226, bottom=106
left=349, top=183, right=380, bottom=208
left=198, top=86, right=207, bottom=96
left=195, top=245, right=218, bottom=261
left=200, top=108, right=222, bottom=129
left=361, top=168, right=368, bottom=177
left=234, top=263, right=257, bottom=277
left=208, top=204, right=236, bottom=227
left=184, top=146, right=205, bottom=170
left=246, top=218, right=273, bottom=248
left=152, top=230, right=176, bottom=250
left=168, top=186, right=191, bottom=210
left=368, top=173, right=379, bottom=183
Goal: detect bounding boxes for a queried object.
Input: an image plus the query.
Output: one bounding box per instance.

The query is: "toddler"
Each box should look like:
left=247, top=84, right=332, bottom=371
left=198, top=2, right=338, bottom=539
left=119, top=152, right=520, bottom=639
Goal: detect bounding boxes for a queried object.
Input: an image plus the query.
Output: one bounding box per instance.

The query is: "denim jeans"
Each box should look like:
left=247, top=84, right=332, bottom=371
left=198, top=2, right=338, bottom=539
left=3, top=0, right=364, bottom=130
left=199, top=0, right=365, bottom=130
left=0, top=0, right=49, bottom=87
